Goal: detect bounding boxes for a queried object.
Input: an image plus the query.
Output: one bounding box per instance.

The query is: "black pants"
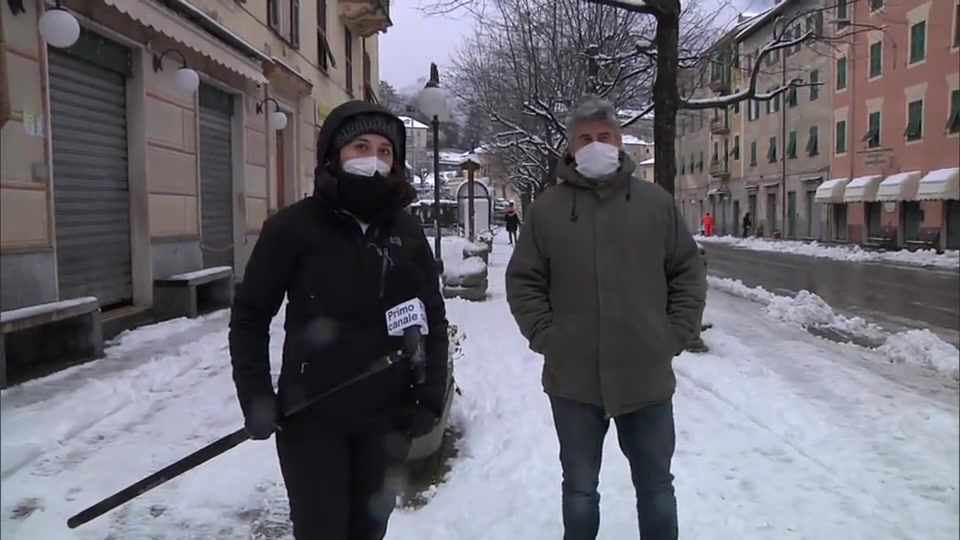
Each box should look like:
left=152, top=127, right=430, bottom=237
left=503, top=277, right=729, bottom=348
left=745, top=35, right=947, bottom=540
left=507, top=230, right=518, bottom=244
left=276, top=414, right=412, bottom=540
left=550, top=396, right=678, bottom=540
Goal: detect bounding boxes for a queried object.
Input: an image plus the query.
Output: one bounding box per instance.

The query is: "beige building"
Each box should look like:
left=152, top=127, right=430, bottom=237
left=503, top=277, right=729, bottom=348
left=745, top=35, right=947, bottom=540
left=399, top=115, right=429, bottom=175
left=0, top=0, right=390, bottom=313
left=677, top=0, right=833, bottom=238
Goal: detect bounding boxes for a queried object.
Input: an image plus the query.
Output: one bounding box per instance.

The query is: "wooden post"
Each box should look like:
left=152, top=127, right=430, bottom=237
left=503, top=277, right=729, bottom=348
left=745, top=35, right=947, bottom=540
left=460, top=157, right=481, bottom=242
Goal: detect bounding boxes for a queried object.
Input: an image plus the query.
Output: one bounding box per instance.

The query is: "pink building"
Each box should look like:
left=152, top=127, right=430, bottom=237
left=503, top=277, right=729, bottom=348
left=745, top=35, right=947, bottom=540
left=829, top=0, right=960, bottom=250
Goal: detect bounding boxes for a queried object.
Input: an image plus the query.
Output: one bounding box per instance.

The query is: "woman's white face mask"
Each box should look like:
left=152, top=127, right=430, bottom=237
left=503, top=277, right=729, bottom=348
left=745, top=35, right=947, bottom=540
left=342, top=156, right=392, bottom=177
left=574, top=141, right=620, bottom=179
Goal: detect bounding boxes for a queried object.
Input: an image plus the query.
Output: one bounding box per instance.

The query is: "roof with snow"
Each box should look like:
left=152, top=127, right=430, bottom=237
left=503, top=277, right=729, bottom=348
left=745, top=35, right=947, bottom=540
left=623, top=134, right=652, bottom=146
left=398, top=116, right=429, bottom=130
left=639, top=157, right=655, bottom=165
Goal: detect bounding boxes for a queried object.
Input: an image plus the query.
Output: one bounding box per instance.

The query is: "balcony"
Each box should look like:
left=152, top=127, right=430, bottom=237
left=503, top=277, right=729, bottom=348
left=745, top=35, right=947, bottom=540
left=709, top=160, right=730, bottom=178
left=709, top=117, right=729, bottom=135
left=340, top=0, right=392, bottom=38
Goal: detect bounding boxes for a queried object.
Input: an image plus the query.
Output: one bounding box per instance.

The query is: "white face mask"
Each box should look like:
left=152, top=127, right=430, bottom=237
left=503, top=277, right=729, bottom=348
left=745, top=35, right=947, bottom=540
left=342, top=156, right=391, bottom=177
left=574, top=142, right=620, bottom=179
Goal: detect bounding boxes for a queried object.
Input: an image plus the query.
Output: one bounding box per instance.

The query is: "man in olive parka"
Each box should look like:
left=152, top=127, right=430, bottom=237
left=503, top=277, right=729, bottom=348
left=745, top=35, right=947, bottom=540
left=505, top=96, right=705, bottom=540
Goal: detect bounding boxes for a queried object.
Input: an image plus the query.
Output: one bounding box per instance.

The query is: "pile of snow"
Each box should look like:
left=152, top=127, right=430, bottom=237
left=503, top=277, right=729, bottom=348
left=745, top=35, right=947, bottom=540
left=696, top=235, right=960, bottom=270
left=709, top=276, right=960, bottom=380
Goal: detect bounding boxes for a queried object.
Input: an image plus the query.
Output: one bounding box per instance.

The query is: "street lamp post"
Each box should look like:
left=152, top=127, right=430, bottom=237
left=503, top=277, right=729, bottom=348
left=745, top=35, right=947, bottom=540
left=416, top=63, right=450, bottom=274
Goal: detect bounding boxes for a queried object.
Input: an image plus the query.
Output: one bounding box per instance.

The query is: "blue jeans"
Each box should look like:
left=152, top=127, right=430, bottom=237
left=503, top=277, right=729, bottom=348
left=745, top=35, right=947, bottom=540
left=549, top=396, right=678, bottom=540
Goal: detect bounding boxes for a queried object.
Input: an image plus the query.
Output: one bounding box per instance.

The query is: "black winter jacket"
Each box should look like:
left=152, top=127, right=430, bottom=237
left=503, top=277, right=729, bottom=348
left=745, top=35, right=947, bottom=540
left=228, top=101, right=449, bottom=433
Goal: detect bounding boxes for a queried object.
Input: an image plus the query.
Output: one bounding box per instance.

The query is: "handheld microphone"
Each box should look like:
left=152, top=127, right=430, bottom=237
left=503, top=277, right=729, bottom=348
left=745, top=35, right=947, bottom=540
left=383, top=261, right=429, bottom=385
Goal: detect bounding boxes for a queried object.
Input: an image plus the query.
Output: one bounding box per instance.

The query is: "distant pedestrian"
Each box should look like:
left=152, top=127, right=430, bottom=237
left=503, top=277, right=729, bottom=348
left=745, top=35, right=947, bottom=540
left=742, top=212, right=752, bottom=238
left=702, top=212, right=715, bottom=236
left=504, top=201, right=521, bottom=245
left=505, top=95, right=706, bottom=540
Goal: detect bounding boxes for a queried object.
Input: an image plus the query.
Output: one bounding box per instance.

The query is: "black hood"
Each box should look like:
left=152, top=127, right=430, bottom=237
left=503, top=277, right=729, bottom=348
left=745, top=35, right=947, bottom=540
left=314, top=100, right=407, bottom=194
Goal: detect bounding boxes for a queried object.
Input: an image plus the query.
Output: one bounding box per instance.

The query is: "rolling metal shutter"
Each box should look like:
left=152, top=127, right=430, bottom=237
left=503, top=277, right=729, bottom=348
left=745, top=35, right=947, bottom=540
left=198, top=84, right=235, bottom=269
left=49, top=39, right=133, bottom=308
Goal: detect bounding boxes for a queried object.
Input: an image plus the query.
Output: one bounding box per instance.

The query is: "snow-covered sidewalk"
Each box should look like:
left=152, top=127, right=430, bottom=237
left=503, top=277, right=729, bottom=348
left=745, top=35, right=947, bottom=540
left=2, top=234, right=958, bottom=539
left=696, top=234, right=960, bottom=270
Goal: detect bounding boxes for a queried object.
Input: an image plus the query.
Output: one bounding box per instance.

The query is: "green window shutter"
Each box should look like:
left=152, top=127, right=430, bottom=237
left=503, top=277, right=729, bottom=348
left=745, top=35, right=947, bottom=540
left=905, top=100, right=923, bottom=141
left=767, top=136, right=777, bottom=163
left=837, top=57, right=847, bottom=90
left=680, top=156, right=685, bottom=174
left=732, top=135, right=741, bottom=160
left=787, top=130, right=797, bottom=158
left=809, top=69, right=820, bottom=100
left=698, top=151, right=704, bottom=171
left=869, top=41, right=883, bottom=77
left=806, top=125, right=819, bottom=155
left=712, top=142, right=719, bottom=162
left=787, top=86, right=797, bottom=107
left=835, top=120, right=847, bottom=154
left=870, top=0, right=883, bottom=10
left=863, top=111, right=881, bottom=148
left=750, top=141, right=757, bottom=165
left=948, top=89, right=960, bottom=134
left=910, top=21, right=926, bottom=64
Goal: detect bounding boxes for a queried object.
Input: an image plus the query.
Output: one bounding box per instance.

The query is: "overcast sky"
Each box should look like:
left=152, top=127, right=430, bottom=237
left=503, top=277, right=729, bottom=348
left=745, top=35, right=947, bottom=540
left=380, top=0, right=776, bottom=91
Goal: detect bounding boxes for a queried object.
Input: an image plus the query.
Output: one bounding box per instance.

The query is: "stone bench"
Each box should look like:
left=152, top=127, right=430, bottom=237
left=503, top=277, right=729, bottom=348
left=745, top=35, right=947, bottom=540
left=0, top=297, right=103, bottom=387
left=153, top=266, right=234, bottom=321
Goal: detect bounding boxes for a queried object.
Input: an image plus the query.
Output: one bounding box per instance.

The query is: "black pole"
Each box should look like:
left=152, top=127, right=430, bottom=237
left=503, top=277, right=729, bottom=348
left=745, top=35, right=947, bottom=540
left=432, top=116, right=443, bottom=274
left=66, top=353, right=403, bottom=529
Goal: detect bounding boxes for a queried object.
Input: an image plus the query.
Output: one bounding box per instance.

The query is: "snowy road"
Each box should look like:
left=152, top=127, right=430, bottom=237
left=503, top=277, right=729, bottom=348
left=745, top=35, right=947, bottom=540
left=2, top=234, right=957, bottom=540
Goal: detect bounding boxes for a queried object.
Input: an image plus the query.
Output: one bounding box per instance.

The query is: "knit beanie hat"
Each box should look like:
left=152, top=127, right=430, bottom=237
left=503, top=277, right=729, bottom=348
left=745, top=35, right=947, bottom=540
left=330, top=113, right=404, bottom=160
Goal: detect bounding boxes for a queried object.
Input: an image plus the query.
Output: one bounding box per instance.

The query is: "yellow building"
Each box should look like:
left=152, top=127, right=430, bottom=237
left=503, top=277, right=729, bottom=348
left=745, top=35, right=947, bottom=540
left=0, top=0, right=390, bottom=313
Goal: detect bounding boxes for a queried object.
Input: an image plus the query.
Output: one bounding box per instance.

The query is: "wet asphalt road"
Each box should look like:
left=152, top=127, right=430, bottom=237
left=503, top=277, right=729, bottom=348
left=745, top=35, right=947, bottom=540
left=704, top=243, right=960, bottom=345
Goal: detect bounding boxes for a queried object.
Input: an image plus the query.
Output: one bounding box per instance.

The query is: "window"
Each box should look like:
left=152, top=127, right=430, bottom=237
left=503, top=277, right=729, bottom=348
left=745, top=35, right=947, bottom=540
left=767, top=136, right=778, bottom=163
left=344, top=26, right=354, bottom=95
left=750, top=141, right=757, bottom=165
left=810, top=69, right=820, bottom=100
left=749, top=99, right=760, bottom=121
left=806, top=125, right=819, bottom=156
left=836, top=57, right=847, bottom=90
left=905, top=99, right=923, bottom=141
left=835, top=119, right=847, bottom=154
left=864, top=111, right=881, bottom=148
left=955, top=3, right=960, bottom=48
left=787, top=86, right=797, bottom=107
left=698, top=151, right=704, bottom=172
left=680, top=156, right=686, bottom=174
left=732, top=135, right=741, bottom=160
left=267, top=0, right=301, bottom=48
left=909, top=21, right=926, bottom=64
left=870, top=0, right=883, bottom=10
left=317, top=0, right=333, bottom=72
left=712, top=142, right=719, bottom=163
left=773, top=91, right=780, bottom=113
left=947, top=89, right=960, bottom=134
left=869, top=41, right=883, bottom=78
left=787, top=130, right=797, bottom=158
left=837, top=0, right=849, bottom=23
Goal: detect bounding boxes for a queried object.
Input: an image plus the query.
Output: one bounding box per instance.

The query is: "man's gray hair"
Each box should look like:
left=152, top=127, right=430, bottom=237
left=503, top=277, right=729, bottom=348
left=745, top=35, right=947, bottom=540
left=564, top=95, right=621, bottom=141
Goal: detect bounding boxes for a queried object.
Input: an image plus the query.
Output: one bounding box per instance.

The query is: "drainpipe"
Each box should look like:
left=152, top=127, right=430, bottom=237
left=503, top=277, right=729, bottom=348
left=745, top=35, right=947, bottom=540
left=780, top=33, right=788, bottom=238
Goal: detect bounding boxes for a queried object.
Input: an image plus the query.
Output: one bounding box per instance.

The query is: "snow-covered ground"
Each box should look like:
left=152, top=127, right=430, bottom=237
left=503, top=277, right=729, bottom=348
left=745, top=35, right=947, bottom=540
left=2, top=234, right=958, bottom=539
left=708, top=276, right=960, bottom=381
left=696, top=234, right=960, bottom=270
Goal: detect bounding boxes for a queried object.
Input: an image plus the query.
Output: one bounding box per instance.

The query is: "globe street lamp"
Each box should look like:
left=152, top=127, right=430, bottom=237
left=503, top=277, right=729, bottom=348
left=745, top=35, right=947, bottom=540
left=416, top=63, right=450, bottom=273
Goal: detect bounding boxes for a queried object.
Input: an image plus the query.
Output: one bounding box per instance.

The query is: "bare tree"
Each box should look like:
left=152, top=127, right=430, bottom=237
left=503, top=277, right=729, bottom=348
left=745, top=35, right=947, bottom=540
left=427, top=0, right=872, bottom=196
left=446, top=0, right=722, bottom=195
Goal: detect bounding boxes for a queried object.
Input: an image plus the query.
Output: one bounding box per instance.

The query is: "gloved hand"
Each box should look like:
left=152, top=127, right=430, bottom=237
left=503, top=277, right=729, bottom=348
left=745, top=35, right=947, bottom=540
left=243, top=394, right=278, bottom=440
